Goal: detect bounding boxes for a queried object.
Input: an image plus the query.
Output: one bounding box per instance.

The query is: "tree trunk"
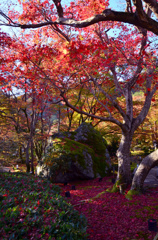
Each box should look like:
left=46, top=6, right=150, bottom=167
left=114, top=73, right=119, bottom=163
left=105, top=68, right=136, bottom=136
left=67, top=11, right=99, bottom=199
left=30, top=107, right=36, bottom=174
left=131, top=149, right=158, bottom=191
left=30, top=138, right=34, bottom=174
left=58, top=106, right=61, bottom=133
left=25, top=142, right=30, bottom=172
left=116, top=131, right=133, bottom=189
left=19, top=145, right=25, bottom=163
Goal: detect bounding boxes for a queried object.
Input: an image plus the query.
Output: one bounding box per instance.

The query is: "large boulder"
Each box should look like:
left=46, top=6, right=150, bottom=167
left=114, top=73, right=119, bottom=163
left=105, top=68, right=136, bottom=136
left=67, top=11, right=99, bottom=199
left=36, top=122, right=111, bottom=182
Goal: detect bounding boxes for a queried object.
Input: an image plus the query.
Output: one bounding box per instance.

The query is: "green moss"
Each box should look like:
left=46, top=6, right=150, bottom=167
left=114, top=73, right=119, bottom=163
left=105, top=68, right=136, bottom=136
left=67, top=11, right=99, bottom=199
left=44, top=134, right=110, bottom=178
left=125, top=189, right=140, bottom=200
left=43, top=123, right=111, bottom=180
left=57, top=137, right=90, bottom=168
left=106, top=187, right=113, bottom=193
left=44, top=138, right=91, bottom=173
left=111, top=185, right=120, bottom=193
left=80, top=123, right=108, bottom=156
left=106, top=180, right=120, bottom=193
left=106, top=175, right=128, bottom=194
left=92, top=190, right=106, bottom=199
left=74, top=123, right=110, bottom=177
left=92, top=155, right=109, bottom=177
left=110, top=180, right=121, bottom=193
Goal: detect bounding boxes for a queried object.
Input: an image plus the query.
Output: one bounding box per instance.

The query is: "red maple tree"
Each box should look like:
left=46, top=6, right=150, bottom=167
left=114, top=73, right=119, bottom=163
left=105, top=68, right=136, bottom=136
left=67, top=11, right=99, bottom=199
left=0, top=0, right=158, bottom=192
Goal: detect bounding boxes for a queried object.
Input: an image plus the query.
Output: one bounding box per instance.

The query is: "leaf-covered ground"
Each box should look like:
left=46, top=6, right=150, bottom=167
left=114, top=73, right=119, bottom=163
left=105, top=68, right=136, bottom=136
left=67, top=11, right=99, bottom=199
left=0, top=172, right=158, bottom=240
left=59, top=177, right=158, bottom=240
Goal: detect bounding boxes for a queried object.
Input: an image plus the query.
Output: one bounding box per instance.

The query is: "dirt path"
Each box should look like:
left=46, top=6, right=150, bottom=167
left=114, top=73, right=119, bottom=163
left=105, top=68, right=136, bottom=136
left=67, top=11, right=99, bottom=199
left=0, top=166, right=19, bottom=173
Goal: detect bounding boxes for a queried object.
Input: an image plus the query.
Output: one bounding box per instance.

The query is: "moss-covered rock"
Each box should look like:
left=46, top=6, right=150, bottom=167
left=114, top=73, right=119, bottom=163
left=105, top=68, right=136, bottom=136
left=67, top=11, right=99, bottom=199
left=36, top=123, right=111, bottom=182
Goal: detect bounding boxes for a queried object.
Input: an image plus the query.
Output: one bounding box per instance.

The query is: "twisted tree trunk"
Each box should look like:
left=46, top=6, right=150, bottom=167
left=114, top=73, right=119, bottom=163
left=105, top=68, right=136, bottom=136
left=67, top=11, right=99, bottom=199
left=131, top=149, right=158, bottom=191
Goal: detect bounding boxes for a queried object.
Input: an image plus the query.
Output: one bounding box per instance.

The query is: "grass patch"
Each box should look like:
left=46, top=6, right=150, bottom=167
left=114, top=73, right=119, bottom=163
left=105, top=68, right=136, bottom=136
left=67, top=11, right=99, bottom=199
left=131, top=150, right=145, bottom=156
left=0, top=172, right=87, bottom=240
left=91, top=190, right=106, bottom=200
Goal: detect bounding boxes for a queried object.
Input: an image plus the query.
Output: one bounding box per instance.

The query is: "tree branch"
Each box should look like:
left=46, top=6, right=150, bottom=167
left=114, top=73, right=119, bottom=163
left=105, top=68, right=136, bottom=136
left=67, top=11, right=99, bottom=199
left=1, top=9, right=158, bottom=35
left=125, top=0, right=133, bottom=13
left=132, top=69, right=158, bottom=132
left=143, top=0, right=158, bottom=18
left=89, top=76, right=128, bottom=123
left=53, top=0, right=63, bottom=18
left=60, top=92, right=125, bottom=130
left=132, top=0, right=146, bottom=20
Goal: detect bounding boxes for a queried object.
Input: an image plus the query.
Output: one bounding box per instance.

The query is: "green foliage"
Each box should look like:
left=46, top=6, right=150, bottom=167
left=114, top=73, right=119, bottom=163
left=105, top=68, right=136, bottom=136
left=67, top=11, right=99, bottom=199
left=0, top=172, right=87, bottom=239
left=135, top=139, right=153, bottom=156
left=130, top=162, right=137, bottom=172
left=132, top=91, right=144, bottom=97
left=141, top=145, right=153, bottom=155
left=107, top=135, right=120, bottom=157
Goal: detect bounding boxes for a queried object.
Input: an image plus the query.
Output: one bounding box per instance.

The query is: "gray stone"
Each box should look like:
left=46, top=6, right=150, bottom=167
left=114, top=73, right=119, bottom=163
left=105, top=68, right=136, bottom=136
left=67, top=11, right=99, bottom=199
left=36, top=122, right=111, bottom=183
left=144, top=166, right=158, bottom=184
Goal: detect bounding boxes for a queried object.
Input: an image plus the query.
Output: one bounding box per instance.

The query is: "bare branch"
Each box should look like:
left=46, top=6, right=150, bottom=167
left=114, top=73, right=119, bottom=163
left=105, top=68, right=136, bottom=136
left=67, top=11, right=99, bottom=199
left=53, top=0, right=63, bottom=18
left=49, top=23, right=70, bottom=42
left=132, top=0, right=146, bottom=19
left=0, top=11, right=17, bottom=25
left=125, top=0, right=133, bottom=13
left=110, top=67, right=125, bottom=96
left=88, top=82, right=113, bottom=118
left=89, top=75, right=128, bottom=122
left=36, top=5, right=70, bottom=42
left=60, top=91, right=125, bottom=130
left=143, top=0, right=158, bottom=18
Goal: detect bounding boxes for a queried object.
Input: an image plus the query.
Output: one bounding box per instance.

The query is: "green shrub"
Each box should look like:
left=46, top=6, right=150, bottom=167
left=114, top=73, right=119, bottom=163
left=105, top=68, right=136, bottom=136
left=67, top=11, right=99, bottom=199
left=0, top=172, right=88, bottom=240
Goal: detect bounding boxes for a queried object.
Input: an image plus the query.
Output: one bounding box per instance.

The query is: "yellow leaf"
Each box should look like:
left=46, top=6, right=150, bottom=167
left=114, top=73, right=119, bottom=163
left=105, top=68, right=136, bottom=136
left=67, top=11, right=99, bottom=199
left=62, top=48, right=67, bottom=54
left=79, top=35, right=84, bottom=41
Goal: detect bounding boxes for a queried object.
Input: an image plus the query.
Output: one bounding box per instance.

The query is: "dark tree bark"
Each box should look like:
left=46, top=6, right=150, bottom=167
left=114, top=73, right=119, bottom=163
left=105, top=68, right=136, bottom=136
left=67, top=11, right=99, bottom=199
left=25, top=141, right=30, bottom=173
left=30, top=137, right=34, bottom=174
left=19, top=145, right=25, bottom=163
